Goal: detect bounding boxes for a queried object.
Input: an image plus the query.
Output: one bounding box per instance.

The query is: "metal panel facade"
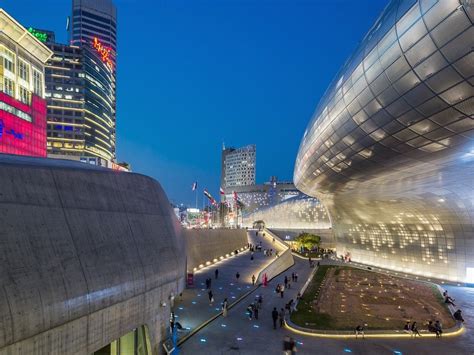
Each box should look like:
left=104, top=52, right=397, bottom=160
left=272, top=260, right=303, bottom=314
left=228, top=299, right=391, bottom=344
left=295, top=0, right=473, bottom=282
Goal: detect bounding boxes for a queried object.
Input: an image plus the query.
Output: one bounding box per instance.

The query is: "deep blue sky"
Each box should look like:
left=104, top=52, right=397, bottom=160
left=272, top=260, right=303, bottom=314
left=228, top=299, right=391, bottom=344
left=4, top=0, right=388, bottom=205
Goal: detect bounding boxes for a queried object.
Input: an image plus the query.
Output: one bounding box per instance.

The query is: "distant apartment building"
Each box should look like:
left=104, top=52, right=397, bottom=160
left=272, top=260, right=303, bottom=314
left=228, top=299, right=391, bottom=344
left=0, top=10, right=52, bottom=157
left=221, top=144, right=256, bottom=193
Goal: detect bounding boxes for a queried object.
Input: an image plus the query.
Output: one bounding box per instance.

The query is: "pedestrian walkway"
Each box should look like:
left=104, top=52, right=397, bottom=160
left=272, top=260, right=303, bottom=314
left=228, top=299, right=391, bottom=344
left=179, top=257, right=474, bottom=354
left=171, top=230, right=286, bottom=345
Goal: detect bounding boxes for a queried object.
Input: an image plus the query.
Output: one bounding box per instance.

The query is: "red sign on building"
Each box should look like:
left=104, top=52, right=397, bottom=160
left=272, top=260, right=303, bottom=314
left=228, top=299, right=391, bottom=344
left=0, top=92, right=47, bottom=157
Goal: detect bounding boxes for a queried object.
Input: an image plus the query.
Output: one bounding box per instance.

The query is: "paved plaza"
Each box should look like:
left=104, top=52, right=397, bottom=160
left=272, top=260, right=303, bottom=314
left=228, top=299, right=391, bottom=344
left=176, top=232, right=474, bottom=355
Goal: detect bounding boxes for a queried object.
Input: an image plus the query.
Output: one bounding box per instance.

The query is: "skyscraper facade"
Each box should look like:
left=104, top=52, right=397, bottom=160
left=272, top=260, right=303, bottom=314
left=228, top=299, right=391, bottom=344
left=221, top=144, right=256, bottom=192
left=63, top=0, right=117, bottom=164
left=0, top=10, right=52, bottom=157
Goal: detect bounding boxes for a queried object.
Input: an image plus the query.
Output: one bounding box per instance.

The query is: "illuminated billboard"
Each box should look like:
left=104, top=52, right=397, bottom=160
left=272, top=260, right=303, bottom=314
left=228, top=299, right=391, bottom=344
left=0, top=93, right=47, bottom=157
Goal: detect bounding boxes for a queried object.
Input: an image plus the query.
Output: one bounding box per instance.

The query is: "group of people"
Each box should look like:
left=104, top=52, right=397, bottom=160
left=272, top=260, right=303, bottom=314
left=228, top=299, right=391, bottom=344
left=443, top=289, right=465, bottom=323
left=428, top=320, right=443, bottom=338
left=403, top=321, right=422, bottom=336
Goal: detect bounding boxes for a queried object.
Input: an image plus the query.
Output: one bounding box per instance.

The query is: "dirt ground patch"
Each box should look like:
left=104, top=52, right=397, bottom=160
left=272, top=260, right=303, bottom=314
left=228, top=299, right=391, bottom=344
left=296, top=266, right=455, bottom=330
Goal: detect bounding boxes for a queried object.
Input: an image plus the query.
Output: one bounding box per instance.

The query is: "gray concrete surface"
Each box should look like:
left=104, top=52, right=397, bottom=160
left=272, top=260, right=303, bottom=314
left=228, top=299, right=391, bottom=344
left=180, top=256, right=474, bottom=355
left=184, top=228, right=248, bottom=272
left=0, top=157, right=185, bottom=355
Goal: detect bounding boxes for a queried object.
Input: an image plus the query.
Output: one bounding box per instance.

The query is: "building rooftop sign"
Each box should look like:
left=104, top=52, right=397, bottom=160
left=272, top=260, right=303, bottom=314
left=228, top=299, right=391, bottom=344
left=92, top=37, right=113, bottom=71
left=28, top=27, right=48, bottom=42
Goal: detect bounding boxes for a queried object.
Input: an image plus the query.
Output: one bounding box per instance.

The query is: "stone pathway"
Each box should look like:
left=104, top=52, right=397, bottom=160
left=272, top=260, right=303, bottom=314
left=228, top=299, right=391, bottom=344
left=171, top=230, right=286, bottom=346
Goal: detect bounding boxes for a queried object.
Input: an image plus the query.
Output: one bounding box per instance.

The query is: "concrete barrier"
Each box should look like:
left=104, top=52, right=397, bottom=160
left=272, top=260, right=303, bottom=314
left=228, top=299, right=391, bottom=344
left=0, top=156, right=185, bottom=355
left=183, top=228, right=248, bottom=272
left=256, top=229, right=294, bottom=283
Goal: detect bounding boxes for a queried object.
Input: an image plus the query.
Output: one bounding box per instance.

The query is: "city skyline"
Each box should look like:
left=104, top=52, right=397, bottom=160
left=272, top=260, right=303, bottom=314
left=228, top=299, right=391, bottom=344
left=2, top=0, right=387, bottom=204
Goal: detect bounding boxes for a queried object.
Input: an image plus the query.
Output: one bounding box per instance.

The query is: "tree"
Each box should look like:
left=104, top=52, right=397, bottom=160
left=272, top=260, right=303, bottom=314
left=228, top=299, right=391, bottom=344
left=294, top=232, right=321, bottom=251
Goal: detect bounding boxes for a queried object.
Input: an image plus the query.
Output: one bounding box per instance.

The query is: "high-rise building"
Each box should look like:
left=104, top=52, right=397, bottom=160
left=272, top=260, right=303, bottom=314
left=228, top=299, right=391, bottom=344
left=63, top=0, right=117, bottom=164
left=0, top=10, right=52, bottom=157
left=221, top=144, right=256, bottom=192
left=43, top=0, right=117, bottom=165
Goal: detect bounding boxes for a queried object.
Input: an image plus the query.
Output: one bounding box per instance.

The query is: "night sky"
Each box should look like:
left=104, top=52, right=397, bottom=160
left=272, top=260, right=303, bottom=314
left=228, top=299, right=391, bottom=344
left=3, top=0, right=388, bottom=205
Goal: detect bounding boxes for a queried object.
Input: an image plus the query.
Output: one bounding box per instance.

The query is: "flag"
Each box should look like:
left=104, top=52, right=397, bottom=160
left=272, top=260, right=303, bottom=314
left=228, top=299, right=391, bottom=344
left=220, top=187, right=225, bottom=195
left=233, top=191, right=238, bottom=201
left=203, top=189, right=217, bottom=205
left=192, top=182, right=197, bottom=191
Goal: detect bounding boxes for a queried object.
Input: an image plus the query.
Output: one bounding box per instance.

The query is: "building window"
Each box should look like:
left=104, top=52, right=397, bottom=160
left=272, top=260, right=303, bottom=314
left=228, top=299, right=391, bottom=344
left=18, top=59, right=29, bottom=82
left=33, top=70, right=43, bottom=96
left=4, top=78, right=15, bottom=97
left=18, top=86, right=30, bottom=104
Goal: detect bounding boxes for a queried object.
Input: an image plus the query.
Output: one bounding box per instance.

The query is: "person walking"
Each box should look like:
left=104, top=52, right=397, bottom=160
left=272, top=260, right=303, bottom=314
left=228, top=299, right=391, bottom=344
left=215, top=269, right=219, bottom=279
left=258, top=294, right=263, bottom=309
left=279, top=308, right=285, bottom=328
left=254, top=303, right=259, bottom=320
left=411, top=321, right=421, bottom=337
left=208, top=290, right=214, bottom=305
left=205, top=278, right=210, bottom=289
left=291, top=272, right=295, bottom=282
left=289, top=337, right=297, bottom=355
left=284, top=276, right=288, bottom=288
left=236, top=272, right=240, bottom=282
left=222, top=298, right=228, bottom=317
left=272, top=307, right=279, bottom=329
left=247, top=304, right=253, bottom=320
left=294, top=273, right=298, bottom=282
left=252, top=274, right=256, bottom=286
left=280, top=284, right=285, bottom=298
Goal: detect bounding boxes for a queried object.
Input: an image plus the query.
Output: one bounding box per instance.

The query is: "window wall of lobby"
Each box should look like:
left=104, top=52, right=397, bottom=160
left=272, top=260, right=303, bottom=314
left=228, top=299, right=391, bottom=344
left=94, top=325, right=150, bottom=355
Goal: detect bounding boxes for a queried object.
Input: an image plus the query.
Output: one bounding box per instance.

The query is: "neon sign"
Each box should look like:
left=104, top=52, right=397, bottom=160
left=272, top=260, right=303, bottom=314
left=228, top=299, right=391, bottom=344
left=93, top=37, right=114, bottom=71
left=28, top=27, right=48, bottom=43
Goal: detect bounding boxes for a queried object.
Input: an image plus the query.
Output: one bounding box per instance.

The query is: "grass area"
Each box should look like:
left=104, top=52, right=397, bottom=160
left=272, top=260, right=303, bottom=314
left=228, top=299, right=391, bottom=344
left=291, top=266, right=455, bottom=331
left=290, top=265, right=335, bottom=329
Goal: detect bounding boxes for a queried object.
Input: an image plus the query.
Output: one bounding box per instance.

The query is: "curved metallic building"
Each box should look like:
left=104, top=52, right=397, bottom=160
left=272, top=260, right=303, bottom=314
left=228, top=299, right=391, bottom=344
left=243, top=195, right=332, bottom=230
left=295, top=0, right=473, bottom=282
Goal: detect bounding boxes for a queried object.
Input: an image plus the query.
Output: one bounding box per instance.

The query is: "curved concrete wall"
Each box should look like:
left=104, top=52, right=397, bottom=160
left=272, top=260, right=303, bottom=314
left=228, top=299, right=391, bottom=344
left=184, top=229, right=248, bottom=272
left=257, top=229, right=294, bottom=283
left=0, top=156, right=185, bottom=354
left=294, top=0, right=474, bottom=282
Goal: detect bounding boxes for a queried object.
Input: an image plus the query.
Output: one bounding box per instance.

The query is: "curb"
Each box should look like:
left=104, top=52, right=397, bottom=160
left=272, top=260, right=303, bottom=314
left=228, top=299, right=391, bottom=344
left=284, top=318, right=465, bottom=339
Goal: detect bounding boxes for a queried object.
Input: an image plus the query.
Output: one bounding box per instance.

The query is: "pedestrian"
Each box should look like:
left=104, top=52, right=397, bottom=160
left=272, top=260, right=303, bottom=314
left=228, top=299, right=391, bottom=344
left=309, top=256, right=312, bottom=267
left=169, top=312, right=175, bottom=334
left=252, top=274, right=256, bottom=286
left=247, top=304, right=253, bottom=320
left=208, top=278, right=212, bottom=289
left=272, top=307, right=279, bottom=329
left=435, top=320, right=443, bottom=338
left=222, top=298, right=228, bottom=317
left=287, top=281, right=291, bottom=289
left=258, top=294, right=263, bottom=309
left=289, top=337, right=296, bottom=355
left=284, top=276, right=288, bottom=288
left=444, top=295, right=456, bottom=306
left=403, top=321, right=411, bottom=334
left=283, top=335, right=291, bottom=354
left=208, top=290, right=214, bottom=305
left=205, top=278, right=210, bottom=289
left=355, top=324, right=364, bottom=339
left=276, top=284, right=281, bottom=294
left=454, top=309, right=464, bottom=323
left=291, top=272, right=295, bottom=282
left=294, top=273, right=298, bottom=282
left=215, top=269, right=219, bottom=279
left=280, top=284, right=285, bottom=298
left=254, top=304, right=259, bottom=320
left=236, top=272, right=240, bottom=282
left=279, top=308, right=285, bottom=327
left=411, top=321, right=421, bottom=337
left=251, top=251, right=254, bottom=261
left=296, top=292, right=301, bottom=302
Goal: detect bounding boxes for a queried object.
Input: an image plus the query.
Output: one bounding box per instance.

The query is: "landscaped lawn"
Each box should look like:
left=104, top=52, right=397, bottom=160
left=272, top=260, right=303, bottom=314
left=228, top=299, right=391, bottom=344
left=291, top=266, right=454, bottom=331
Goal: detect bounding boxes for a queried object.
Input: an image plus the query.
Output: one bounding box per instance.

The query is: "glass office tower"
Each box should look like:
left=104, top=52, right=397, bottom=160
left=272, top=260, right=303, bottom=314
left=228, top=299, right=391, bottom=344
left=69, top=0, right=117, bottom=163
